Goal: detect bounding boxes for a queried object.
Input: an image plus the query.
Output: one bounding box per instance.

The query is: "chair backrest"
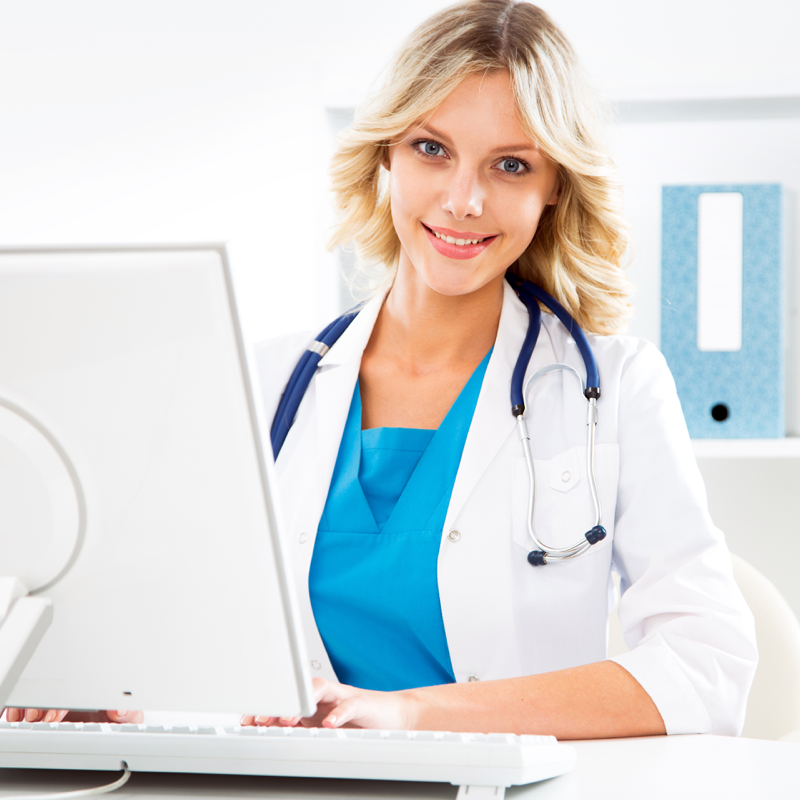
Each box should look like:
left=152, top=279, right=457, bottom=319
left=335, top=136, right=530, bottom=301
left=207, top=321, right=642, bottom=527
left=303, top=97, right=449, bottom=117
left=607, top=554, right=800, bottom=740
left=730, top=553, right=800, bottom=739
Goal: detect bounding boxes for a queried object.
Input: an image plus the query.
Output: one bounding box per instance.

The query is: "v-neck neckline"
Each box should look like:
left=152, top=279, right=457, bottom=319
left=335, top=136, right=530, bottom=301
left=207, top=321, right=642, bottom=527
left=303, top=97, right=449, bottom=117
left=353, top=349, right=492, bottom=535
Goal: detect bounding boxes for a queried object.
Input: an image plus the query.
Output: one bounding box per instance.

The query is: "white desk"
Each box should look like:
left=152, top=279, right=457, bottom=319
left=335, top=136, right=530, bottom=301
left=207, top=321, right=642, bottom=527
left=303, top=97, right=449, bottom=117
left=0, top=735, right=798, bottom=799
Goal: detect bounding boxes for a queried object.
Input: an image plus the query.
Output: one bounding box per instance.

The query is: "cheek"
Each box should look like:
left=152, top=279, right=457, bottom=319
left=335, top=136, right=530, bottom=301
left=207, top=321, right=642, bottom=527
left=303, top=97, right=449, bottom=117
left=389, top=164, right=433, bottom=239
left=500, top=194, right=547, bottom=245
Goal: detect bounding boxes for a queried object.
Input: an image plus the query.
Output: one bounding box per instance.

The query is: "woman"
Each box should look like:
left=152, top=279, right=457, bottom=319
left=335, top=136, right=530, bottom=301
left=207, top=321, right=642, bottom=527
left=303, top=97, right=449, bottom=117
left=246, top=0, right=756, bottom=738
left=6, top=0, right=755, bottom=737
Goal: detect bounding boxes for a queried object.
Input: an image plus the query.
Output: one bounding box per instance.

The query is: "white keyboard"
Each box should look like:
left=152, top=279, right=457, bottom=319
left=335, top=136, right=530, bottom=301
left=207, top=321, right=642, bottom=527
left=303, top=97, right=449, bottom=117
left=0, top=721, right=576, bottom=799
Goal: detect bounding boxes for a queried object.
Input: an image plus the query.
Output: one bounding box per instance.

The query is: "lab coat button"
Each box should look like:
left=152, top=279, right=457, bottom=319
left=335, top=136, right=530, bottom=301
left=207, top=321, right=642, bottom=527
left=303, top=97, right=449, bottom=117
left=447, top=530, right=461, bottom=542
left=299, top=533, right=308, bottom=544
left=561, top=471, right=571, bottom=483
left=468, top=675, right=479, bottom=682
left=311, top=660, right=321, bottom=670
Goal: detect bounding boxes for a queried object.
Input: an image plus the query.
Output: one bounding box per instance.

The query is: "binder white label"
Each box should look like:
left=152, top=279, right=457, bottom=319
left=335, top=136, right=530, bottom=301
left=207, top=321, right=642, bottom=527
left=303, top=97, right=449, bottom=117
left=696, top=192, right=743, bottom=352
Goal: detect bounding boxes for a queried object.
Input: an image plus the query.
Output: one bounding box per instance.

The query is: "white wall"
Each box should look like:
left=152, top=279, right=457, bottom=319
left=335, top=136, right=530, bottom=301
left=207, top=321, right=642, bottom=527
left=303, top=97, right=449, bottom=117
left=1, top=0, right=798, bottom=343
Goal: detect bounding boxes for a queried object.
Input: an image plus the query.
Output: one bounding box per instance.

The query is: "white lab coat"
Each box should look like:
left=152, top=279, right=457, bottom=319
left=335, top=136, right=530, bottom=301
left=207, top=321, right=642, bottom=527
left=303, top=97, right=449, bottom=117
left=255, top=280, right=757, bottom=736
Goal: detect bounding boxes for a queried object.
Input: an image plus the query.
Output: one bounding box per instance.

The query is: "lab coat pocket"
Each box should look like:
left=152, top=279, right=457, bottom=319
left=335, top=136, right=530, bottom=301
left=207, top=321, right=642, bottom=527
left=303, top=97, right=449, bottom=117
left=512, top=444, right=619, bottom=554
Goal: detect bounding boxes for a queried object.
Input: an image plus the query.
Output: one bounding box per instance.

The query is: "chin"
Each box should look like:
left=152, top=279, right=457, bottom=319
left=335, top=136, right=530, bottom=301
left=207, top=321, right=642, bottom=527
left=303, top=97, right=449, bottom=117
left=421, top=265, right=500, bottom=299
left=422, top=274, right=479, bottom=297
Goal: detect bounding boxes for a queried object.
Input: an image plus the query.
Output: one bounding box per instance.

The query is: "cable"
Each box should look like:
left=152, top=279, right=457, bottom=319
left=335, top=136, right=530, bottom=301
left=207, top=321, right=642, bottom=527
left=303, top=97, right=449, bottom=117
left=0, top=396, right=88, bottom=594
left=3, top=762, right=131, bottom=800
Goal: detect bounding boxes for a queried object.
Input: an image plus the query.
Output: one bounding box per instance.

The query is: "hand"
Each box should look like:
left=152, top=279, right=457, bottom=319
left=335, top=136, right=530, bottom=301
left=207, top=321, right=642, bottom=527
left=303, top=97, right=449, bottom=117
left=2, top=708, right=143, bottom=724
left=240, top=677, right=418, bottom=730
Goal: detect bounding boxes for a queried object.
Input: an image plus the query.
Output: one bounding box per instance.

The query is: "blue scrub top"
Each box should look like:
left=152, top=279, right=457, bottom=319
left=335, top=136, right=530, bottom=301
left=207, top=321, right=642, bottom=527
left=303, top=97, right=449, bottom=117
left=309, top=350, right=491, bottom=691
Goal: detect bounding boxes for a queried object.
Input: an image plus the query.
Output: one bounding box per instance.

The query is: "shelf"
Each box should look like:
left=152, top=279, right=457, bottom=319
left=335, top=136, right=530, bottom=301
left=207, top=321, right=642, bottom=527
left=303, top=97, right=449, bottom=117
left=613, top=94, right=800, bottom=123
left=692, top=438, right=800, bottom=459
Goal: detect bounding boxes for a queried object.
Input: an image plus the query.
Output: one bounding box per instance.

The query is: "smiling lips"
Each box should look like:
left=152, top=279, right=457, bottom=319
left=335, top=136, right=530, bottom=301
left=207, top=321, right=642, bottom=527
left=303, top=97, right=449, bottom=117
left=423, top=223, right=498, bottom=260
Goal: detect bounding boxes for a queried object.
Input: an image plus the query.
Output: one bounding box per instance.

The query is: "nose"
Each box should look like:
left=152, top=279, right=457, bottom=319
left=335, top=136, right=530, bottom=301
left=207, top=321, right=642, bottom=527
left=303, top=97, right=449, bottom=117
left=442, top=164, right=484, bottom=219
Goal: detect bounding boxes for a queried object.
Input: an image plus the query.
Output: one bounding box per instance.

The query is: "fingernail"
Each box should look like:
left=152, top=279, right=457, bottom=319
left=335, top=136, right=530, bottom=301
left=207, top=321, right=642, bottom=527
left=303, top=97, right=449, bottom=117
left=43, top=710, right=55, bottom=723
left=116, top=710, right=128, bottom=721
left=25, top=709, right=37, bottom=722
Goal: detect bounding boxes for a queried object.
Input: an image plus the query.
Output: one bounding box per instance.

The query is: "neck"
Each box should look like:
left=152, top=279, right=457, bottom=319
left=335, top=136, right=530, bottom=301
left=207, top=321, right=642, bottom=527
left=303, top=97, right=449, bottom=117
left=368, top=260, right=504, bottom=374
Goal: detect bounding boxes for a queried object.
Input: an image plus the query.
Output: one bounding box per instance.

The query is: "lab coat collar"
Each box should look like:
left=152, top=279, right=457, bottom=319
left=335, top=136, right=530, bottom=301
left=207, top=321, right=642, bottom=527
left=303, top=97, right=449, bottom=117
left=317, top=293, right=385, bottom=369
left=309, top=293, right=384, bottom=529
left=442, top=279, right=546, bottom=529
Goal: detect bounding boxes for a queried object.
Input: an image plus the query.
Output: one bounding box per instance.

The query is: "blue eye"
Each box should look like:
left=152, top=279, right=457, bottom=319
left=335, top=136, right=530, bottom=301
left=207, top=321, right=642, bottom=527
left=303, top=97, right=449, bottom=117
left=415, top=140, right=445, bottom=157
left=499, top=158, right=524, bottom=173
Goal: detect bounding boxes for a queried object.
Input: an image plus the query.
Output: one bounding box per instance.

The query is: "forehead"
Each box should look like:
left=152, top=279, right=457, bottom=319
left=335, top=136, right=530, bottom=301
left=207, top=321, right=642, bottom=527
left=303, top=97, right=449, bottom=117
left=423, top=71, right=535, bottom=151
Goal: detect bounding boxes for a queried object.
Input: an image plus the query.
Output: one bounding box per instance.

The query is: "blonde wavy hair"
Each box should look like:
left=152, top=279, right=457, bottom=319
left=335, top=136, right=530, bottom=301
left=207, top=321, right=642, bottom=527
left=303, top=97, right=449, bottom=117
left=328, top=0, right=632, bottom=334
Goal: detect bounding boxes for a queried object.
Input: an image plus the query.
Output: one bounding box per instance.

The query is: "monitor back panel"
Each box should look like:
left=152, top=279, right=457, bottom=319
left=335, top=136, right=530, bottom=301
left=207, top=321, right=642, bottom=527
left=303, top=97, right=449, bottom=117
left=0, top=246, right=314, bottom=718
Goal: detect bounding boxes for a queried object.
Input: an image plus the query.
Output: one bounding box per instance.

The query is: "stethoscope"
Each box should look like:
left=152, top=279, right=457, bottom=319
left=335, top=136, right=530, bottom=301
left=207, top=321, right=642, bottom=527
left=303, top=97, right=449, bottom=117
left=270, top=272, right=606, bottom=566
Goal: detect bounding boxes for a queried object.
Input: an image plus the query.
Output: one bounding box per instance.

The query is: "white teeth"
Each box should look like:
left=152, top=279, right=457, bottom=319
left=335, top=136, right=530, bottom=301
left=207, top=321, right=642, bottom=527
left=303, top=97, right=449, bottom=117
left=433, top=231, right=486, bottom=246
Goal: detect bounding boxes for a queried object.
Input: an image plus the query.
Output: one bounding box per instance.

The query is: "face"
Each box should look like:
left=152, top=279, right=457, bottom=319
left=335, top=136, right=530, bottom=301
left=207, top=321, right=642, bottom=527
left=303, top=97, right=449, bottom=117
left=386, top=70, right=561, bottom=298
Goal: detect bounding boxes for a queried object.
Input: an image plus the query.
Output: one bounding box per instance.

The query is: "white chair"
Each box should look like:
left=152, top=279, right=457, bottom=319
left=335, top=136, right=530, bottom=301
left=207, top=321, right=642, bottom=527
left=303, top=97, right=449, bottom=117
left=607, top=553, right=800, bottom=740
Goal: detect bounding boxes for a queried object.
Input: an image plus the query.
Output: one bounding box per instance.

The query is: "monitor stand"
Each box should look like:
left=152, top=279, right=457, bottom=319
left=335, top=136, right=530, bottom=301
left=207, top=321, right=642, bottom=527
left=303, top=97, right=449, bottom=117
left=0, top=400, right=83, bottom=709
left=0, top=578, right=52, bottom=709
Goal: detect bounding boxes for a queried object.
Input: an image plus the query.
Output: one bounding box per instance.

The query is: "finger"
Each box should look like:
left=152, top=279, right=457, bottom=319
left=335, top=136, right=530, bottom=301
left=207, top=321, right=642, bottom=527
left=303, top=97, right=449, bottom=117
left=107, top=709, right=143, bottom=723
left=313, top=679, right=356, bottom=708
left=255, top=716, right=280, bottom=726
left=6, top=708, right=21, bottom=723
left=240, top=715, right=256, bottom=727
left=278, top=716, right=302, bottom=727
left=25, top=708, right=45, bottom=723
left=43, top=710, right=67, bottom=723
left=322, top=698, right=359, bottom=729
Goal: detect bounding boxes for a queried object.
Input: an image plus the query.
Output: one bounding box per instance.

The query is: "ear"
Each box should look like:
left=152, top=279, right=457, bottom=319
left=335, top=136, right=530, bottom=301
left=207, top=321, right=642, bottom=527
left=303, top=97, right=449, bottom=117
left=545, top=170, right=562, bottom=206
left=380, top=143, right=392, bottom=171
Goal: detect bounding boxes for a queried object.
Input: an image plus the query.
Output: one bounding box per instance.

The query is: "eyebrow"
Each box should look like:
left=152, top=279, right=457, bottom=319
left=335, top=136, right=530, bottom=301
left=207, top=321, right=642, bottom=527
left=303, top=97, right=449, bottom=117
left=418, top=124, right=538, bottom=155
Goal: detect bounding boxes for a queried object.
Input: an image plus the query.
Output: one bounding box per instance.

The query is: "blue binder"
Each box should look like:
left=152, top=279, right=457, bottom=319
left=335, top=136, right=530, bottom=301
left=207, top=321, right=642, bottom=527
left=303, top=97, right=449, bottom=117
left=660, top=184, right=784, bottom=439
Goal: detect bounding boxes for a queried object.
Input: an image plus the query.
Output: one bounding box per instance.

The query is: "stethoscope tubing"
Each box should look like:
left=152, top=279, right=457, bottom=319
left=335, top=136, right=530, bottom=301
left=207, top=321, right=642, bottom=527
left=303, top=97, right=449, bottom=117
left=508, top=273, right=600, bottom=397
left=509, top=276, right=605, bottom=565
left=516, top=396, right=602, bottom=562
left=271, top=310, right=358, bottom=457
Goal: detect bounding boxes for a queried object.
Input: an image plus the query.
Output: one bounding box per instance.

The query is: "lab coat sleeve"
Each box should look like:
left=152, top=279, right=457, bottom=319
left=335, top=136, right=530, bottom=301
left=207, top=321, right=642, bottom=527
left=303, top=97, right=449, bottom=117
left=607, top=342, right=757, bottom=736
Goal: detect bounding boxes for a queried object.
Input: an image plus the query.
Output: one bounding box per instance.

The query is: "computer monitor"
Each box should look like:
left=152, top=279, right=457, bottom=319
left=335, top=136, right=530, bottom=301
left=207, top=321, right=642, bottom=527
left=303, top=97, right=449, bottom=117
left=0, top=244, right=315, bottom=719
